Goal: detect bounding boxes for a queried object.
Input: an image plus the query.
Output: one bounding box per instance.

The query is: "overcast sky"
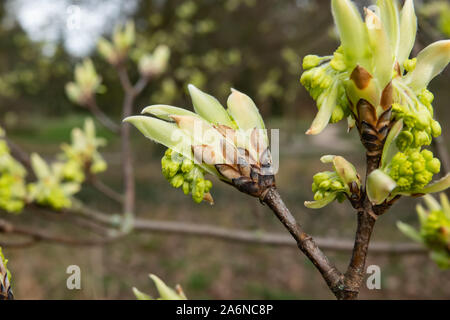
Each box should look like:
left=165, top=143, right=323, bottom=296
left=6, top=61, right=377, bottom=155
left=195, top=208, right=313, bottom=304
left=5, top=0, right=139, bottom=57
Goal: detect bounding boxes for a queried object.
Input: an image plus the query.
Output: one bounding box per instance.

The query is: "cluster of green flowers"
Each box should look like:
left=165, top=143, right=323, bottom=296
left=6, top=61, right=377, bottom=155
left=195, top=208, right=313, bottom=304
left=27, top=154, right=80, bottom=210
left=65, top=59, right=104, bottom=106
left=0, top=120, right=107, bottom=213
left=311, top=171, right=347, bottom=203
left=59, top=119, right=107, bottom=183
left=161, top=149, right=212, bottom=204
left=386, top=149, right=440, bottom=192
left=98, top=21, right=135, bottom=65
left=391, top=60, right=441, bottom=151
left=306, top=155, right=360, bottom=209
left=300, top=49, right=350, bottom=134
left=0, top=129, right=27, bottom=213
left=398, top=194, right=450, bottom=269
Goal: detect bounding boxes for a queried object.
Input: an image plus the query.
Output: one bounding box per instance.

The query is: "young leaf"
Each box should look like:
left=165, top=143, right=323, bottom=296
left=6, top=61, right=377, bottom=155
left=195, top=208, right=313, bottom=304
left=405, top=40, right=450, bottom=92
left=227, top=88, right=266, bottom=132
left=149, top=274, right=186, bottom=300
left=188, top=84, right=235, bottom=127
left=141, top=105, right=199, bottom=121
left=304, top=193, right=337, bottom=209
left=397, top=0, right=417, bottom=67
left=306, top=82, right=339, bottom=135
left=366, top=169, right=397, bottom=205
left=124, top=116, right=193, bottom=160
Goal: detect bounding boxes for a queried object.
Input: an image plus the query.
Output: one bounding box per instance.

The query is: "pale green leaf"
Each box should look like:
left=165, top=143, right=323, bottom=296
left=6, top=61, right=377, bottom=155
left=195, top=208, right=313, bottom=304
left=304, top=193, right=337, bottom=209
left=405, top=40, right=450, bottom=91
left=188, top=84, right=235, bottom=127
left=141, top=105, right=199, bottom=122
left=397, top=0, right=417, bottom=67
left=227, top=88, right=266, bottom=131
left=149, top=274, right=186, bottom=300
left=366, top=169, right=397, bottom=205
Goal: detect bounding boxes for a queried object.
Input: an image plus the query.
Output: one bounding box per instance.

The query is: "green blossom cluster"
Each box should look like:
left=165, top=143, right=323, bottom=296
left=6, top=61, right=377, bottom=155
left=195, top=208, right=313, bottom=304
left=300, top=50, right=350, bottom=127
left=27, top=154, right=80, bottom=210
left=306, top=155, right=360, bottom=209
left=0, top=132, right=26, bottom=213
left=59, top=119, right=107, bottom=183
left=386, top=149, right=440, bottom=192
left=161, top=149, right=212, bottom=204
left=0, top=120, right=108, bottom=213
left=311, top=171, right=347, bottom=203
left=391, top=72, right=441, bottom=151
left=398, top=194, right=450, bottom=269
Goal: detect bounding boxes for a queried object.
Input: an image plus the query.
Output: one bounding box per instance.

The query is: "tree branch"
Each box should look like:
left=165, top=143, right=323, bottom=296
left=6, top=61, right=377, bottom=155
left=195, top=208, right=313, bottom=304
left=262, top=187, right=344, bottom=297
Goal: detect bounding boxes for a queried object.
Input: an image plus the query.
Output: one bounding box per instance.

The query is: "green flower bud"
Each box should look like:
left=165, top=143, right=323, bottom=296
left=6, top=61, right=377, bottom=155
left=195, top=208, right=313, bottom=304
left=319, top=180, right=331, bottom=190
left=427, top=158, right=441, bottom=175
left=396, top=131, right=414, bottom=151
left=330, top=50, right=346, bottom=71
left=413, top=130, right=431, bottom=147
left=421, top=149, right=434, bottom=161
left=181, top=158, right=194, bottom=173
left=330, top=105, right=345, bottom=123
left=204, top=180, right=213, bottom=192
left=314, top=191, right=324, bottom=201
left=403, top=58, right=417, bottom=72
left=431, top=120, right=442, bottom=138
left=418, top=89, right=434, bottom=107
left=170, top=174, right=184, bottom=188
left=313, top=172, right=332, bottom=186
left=415, top=171, right=433, bottom=187
left=303, top=55, right=322, bottom=70
left=182, top=181, right=190, bottom=195
left=192, top=179, right=206, bottom=203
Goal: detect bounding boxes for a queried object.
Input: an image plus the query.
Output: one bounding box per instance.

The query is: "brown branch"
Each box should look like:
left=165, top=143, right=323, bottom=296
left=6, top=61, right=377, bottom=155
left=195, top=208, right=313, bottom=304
left=0, top=218, right=121, bottom=246
left=0, top=210, right=424, bottom=253
left=115, top=64, right=144, bottom=217
left=262, top=187, right=344, bottom=297
left=90, top=177, right=124, bottom=204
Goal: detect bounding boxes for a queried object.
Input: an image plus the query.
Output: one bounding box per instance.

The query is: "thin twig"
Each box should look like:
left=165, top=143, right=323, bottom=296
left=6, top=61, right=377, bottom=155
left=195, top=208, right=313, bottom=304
left=85, top=98, right=120, bottom=133
left=90, top=178, right=124, bottom=204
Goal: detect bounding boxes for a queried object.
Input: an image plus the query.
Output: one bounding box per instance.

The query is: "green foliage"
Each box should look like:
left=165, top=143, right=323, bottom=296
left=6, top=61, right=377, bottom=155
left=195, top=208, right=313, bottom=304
left=0, top=119, right=107, bottom=213
left=65, top=59, right=104, bottom=106
left=306, top=155, right=360, bottom=209
left=59, top=118, right=107, bottom=183
left=0, top=129, right=26, bottom=213
left=27, top=153, right=80, bottom=210
left=398, top=194, right=450, bottom=269
left=387, top=149, right=440, bottom=192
